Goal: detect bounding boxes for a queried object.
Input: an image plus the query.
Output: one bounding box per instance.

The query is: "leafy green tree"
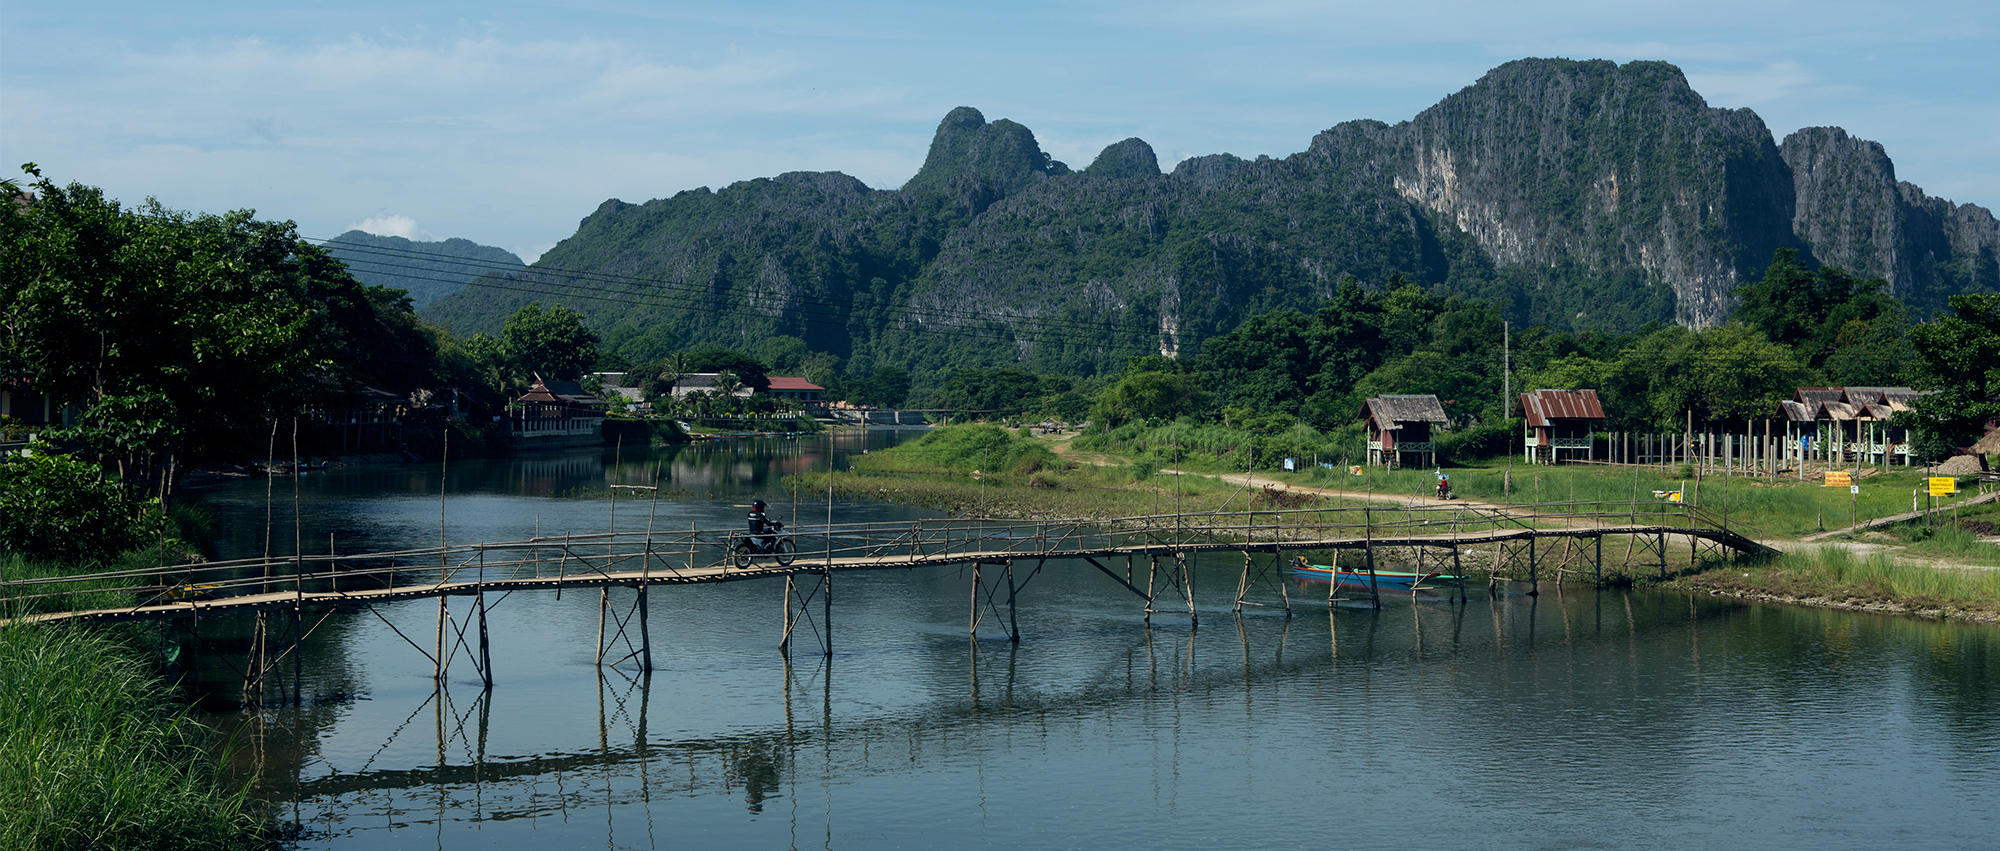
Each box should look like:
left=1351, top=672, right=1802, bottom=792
left=1733, top=249, right=1904, bottom=371
left=931, top=368, right=1056, bottom=413
left=1090, top=371, right=1204, bottom=427
left=850, top=366, right=912, bottom=408
left=502, top=302, right=600, bottom=380
left=1602, top=325, right=1809, bottom=430
left=1, top=169, right=402, bottom=498
left=1897, top=293, right=2000, bottom=461
left=0, top=450, right=145, bottom=564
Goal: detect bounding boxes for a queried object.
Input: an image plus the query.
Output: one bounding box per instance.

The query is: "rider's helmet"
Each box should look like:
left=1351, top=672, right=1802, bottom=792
left=751, top=499, right=767, bottom=511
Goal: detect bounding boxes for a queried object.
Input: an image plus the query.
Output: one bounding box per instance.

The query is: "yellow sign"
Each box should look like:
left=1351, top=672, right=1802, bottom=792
left=1823, top=471, right=1852, bottom=487
left=1929, top=477, right=1958, bottom=496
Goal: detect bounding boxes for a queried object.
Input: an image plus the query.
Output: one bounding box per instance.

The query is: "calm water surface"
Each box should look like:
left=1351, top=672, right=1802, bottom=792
left=186, top=431, right=2000, bottom=850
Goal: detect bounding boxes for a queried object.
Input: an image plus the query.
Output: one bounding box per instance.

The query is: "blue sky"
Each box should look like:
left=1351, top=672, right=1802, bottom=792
left=5, top=1, right=1995, bottom=262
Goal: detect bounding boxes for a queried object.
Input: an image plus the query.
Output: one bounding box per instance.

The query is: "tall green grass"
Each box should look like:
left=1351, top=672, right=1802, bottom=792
left=1700, top=546, right=2000, bottom=617
left=0, top=622, right=270, bottom=849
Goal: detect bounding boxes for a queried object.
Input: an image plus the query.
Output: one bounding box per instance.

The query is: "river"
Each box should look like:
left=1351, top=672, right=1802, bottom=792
left=182, top=431, right=2000, bottom=850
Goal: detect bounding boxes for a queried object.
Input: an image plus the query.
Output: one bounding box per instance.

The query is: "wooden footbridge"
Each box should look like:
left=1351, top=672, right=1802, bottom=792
left=4, top=499, right=1771, bottom=703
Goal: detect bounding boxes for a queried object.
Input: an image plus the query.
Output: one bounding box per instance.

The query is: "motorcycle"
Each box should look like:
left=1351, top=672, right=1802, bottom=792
left=1436, top=479, right=1455, bottom=501
left=728, top=520, right=796, bottom=567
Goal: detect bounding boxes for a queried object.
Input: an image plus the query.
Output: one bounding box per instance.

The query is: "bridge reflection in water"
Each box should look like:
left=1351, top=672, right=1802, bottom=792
left=214, top=585, right=1845, bottom=849
left=219, top=587, right=1592, bottom=847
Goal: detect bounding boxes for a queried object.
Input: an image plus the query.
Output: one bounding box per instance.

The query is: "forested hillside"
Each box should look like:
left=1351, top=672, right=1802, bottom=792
left=422, top=58, right=2000, bottom=384
left=326, top=231, right=524, bottom=309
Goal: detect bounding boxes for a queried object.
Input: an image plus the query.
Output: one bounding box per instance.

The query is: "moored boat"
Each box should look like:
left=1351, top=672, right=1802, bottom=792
left=1285, top=555, right=1458, bottom=593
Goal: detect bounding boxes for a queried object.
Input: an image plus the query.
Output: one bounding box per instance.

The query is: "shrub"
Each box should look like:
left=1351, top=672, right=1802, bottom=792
left=0, top=450, right=141, bottom=565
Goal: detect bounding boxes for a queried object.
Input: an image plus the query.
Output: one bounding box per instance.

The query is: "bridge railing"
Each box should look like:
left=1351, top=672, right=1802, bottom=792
left=2, top=500, right=1735, bottom=620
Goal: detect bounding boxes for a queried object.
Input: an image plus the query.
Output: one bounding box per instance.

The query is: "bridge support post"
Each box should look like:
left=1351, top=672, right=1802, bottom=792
left=636, top=584, right=652, bottom=672
left=1594, top=534, right=1603, bottom=588
left=780, top=570, right=834, bottom=658
left=246, top=610, right=267, bottom=707
left=970, top=560, right=1021, bottom=642
left=1365, top=542, right=1380, bottom=610
left=1006, top=561, right=1019, bottom=643
left=1180, top=552, right=1197, bottom=627
left=1234, top=552, right=1250, bottom=614
left=434, top=597, right=447, bottom=680
left=1456, top=543, right=1472, bottom=603
left=1527, top=536, right=1539, bottom=597
left=477, top=590, right=493, bottom=687
left=594, top=587, right=609, bottom=666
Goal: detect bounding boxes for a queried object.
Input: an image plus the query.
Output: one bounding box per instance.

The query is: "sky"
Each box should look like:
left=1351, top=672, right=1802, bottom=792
left=5, top=1, right=1996, bottom=263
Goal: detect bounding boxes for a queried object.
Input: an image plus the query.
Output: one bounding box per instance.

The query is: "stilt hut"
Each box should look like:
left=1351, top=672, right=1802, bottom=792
left=1781, top=387, right=1924, bottom=468
left=1360, top=395, right=1448, bottom=469
left=1519, top=389, right=1606, bottom=464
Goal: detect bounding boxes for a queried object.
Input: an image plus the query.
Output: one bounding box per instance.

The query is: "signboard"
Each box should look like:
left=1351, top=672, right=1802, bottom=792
left=1283, top=458, right=1296, bottom=471
left=1929, top=477, right=1958, bottom=496
left=1850, top=485, right=1860, bottom=495
left=1823, top=471, right=1852, bottom=487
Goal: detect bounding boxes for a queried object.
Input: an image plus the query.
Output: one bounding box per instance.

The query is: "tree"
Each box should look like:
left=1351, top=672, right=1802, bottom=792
left=502, top=302, right=600, bottom=380
left=1897, top=293, right=2000, bottom=462
left=1089, top=371, right=1204, bottom=427
left=1733, top=249, right=1904, bottom=371
left=1, top=169, right=399, bottom=499
left=1601, top=325, right=1809, bottom=430
left=0, top=450, right=148, bottom=565
left=850, top=366, right=911, bottom=408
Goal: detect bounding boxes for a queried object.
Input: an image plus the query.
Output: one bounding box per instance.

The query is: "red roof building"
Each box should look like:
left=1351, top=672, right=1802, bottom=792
left=766, top=376, right=826, bottom=407
left=1519, top=389, right=1605, bottom=464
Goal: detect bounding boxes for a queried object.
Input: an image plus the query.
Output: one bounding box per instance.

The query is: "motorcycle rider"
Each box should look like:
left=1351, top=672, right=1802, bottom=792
left=1435, top=473, right=1452, bottom=500
left=747, top=499, right=782, bottom=551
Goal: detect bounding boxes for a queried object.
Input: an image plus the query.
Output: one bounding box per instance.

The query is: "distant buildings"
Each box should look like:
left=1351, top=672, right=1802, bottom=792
left=511, top=376, right=607, bottom=448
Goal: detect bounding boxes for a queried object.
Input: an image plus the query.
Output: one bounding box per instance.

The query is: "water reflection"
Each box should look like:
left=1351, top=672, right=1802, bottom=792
left=179, top=435, right=2000, bottom=850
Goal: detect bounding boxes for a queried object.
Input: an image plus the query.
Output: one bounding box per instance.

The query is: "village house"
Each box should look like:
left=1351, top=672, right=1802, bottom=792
left=1519, top=389, right=1606, bottom=464
left=765, top=376, right=826, bottom=408
left=1359, top=394, right=1448, bottom=469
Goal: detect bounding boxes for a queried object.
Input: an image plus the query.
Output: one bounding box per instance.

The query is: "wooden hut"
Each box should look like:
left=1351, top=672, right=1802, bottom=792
left=1359, top=395, right=1448, bottom=469
left=1778, top=387, right=1924, bottom=468
left=1519, top=389, right=1606, bottom=464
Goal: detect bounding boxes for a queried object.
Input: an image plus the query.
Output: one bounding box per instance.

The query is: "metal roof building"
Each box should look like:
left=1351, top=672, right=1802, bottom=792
left=1519, top=389, right=1605, bottom=464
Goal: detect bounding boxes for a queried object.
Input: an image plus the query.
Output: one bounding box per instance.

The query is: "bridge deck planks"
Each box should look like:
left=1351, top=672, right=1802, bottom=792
left=15, top=522, right=1769, bottom=624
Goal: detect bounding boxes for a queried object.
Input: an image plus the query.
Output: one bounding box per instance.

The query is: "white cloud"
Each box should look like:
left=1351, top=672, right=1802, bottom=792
left=1683, top=61, right=1819, bottom=107
left=348, top=215, right=422, bottom=239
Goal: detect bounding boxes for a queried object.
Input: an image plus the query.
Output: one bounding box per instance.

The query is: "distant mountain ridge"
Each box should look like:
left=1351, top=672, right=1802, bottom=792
left=423, top=58, right=1999, bottom=378
left=326, top=231, right=524, bottom=309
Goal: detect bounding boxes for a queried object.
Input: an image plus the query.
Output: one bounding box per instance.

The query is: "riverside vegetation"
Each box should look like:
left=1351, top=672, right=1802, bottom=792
left=0, top=622, right=270, bottom=850
left=817, top=425, right=2000, bottom=620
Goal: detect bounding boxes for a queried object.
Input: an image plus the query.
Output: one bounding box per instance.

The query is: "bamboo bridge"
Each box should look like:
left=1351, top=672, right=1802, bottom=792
left=3, top=499, right=1772, bottom=703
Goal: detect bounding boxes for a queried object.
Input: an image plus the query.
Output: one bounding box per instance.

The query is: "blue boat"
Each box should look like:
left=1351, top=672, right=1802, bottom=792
left=1285, top=556, right=1459, bottom=593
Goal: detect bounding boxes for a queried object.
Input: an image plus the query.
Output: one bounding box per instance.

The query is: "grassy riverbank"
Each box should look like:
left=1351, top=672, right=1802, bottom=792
left=1, top=621, right=271, bottom=849
left=823, top=424, right=2000, bottom=621
left=796, top=424, right=1309, bottom=519
left=1683, top=545, right=2000, bottom=622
